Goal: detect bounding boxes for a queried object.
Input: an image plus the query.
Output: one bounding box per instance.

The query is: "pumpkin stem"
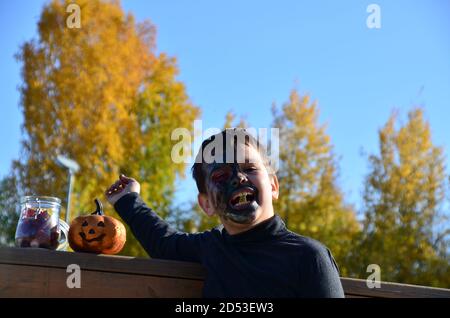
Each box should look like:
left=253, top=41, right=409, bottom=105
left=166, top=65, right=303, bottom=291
left=92, top=198, right=104, bottom=215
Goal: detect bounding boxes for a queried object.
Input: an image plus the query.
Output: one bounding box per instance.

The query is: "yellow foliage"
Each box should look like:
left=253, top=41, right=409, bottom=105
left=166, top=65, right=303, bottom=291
left=355, top=108, right=449, bottom=287
left=14, top=0, right=200, bottom=257
left=272, top=89, right=361, bottom=275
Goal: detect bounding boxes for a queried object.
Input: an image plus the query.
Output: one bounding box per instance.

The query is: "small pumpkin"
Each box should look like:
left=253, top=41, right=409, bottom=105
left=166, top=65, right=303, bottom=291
left=68, top=199, right=126, bottom=254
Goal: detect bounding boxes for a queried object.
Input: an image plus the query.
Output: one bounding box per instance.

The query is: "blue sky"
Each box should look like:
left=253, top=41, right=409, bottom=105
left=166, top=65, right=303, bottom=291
left=1, top=0, right=449, bottom=212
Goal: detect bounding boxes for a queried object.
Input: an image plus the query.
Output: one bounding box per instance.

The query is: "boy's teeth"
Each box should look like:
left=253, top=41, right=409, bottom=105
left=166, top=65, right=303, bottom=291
left=231, top=192, right=254, bottom=207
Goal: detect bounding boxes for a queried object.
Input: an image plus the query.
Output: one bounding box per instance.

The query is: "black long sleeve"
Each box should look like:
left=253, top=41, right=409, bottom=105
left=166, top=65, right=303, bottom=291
left=114, top=192, right=205, bottom=262
left=114, top=192, right=345, bottom=298
left=297, top=237, right=345, bottom=298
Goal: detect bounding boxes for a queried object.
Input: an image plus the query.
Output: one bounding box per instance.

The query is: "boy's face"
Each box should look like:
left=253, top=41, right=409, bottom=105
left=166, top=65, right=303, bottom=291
left=198, top=143, right=279, bottom=234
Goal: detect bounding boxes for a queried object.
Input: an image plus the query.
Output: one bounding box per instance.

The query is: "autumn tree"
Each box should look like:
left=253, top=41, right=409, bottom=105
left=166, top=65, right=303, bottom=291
left=223, top=110, right=248, bottom=130
left=11, top=0, right=199, bottom=256
left=0, top=173, right=21, bottom=246
left=353, top=108, right=449, bottom=287
left=272, top=89, right=360, bottom=275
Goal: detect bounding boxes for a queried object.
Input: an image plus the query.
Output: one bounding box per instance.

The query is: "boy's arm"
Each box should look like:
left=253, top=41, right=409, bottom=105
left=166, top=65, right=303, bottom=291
left=113, top=192, right=204, bottom=263
left=299, top=241, right=345, bottom=298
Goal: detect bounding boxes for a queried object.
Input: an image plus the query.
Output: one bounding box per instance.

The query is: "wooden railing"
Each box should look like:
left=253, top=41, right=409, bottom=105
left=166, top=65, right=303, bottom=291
left=0, top=247, right=449, bottom=298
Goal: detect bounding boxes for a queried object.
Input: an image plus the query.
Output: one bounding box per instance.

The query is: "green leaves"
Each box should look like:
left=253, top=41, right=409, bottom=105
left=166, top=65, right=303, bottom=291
left=0, top=174, right=21, bottom=246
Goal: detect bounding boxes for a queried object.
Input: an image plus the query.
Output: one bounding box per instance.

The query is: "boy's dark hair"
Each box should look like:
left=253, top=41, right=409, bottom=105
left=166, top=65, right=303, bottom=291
left=191, top=128, right=274, bottom=194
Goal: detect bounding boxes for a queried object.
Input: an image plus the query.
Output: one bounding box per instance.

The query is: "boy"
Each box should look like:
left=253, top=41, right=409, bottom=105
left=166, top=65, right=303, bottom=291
left=105, top=128, right=345, bottom=297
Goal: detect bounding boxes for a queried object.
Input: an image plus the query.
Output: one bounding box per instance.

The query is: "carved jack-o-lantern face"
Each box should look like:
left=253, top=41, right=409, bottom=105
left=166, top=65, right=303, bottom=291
left=79, top=216, right=107, bottom=244
left=68, top=199, right=126, bottom=255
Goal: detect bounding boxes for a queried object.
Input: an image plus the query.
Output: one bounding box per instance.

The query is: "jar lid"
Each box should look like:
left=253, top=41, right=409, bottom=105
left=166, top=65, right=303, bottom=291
left=20, top=196, right=62, bottom=205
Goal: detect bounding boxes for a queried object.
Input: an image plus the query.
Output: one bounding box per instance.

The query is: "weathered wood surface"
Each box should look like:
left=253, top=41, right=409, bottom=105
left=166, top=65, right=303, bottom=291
left=0, top=247, right=204, bottom=297
left=1, top=247, right=449, bottom=298
left=342, top=278, right=450, bottom=298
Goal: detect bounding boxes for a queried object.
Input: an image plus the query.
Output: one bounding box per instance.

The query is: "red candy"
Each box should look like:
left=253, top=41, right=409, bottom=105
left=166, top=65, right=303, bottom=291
left=16, top=207, right=60, bottom=249
left=24, top=208, right=36, bottom=218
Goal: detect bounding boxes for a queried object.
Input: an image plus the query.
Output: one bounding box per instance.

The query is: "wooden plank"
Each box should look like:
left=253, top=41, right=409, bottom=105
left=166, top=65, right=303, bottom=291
left=341, top=278, right=450, bottom=298
left=0, top=264, right=203, bottom=298
left=1, top=247, right=449, bottom=298
left=0, top=247, right=205, bottom=281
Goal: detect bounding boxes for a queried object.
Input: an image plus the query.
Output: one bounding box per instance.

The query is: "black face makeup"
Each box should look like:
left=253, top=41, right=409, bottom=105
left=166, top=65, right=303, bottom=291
left=205, top=162, right=260, bottom=224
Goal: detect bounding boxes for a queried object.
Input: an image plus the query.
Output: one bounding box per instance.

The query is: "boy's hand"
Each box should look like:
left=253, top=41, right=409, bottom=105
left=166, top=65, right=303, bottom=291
left=105, top=174, right=140, bottom=206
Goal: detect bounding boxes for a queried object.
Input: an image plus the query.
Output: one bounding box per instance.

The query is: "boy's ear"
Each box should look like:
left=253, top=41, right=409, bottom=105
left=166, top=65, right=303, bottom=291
left=270, top=174, right=279, bottom=201
left=198, top=193, right=215, bottom=217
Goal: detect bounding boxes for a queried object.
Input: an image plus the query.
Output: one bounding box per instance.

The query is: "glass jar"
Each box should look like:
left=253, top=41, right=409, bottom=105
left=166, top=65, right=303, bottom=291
left=15, top=196, right=68, bottom=250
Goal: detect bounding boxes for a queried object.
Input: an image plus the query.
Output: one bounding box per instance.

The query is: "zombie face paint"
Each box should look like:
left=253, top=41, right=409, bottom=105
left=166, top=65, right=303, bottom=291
left=205, top=162, right=260, bottom=224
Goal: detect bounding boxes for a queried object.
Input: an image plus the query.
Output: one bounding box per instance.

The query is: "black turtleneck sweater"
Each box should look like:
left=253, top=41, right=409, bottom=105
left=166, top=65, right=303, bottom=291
left=114, top=192, right=345, bottom=298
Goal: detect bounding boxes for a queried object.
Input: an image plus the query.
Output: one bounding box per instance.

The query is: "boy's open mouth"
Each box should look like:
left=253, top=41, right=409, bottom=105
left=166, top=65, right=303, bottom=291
left=229, top=187, right=256, bottom=210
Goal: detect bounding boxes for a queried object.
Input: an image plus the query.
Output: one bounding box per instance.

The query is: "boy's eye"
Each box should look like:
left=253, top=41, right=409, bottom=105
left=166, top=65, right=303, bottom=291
left=243, top=167, right=258, bottom=173
left=211, top=171, right=230, bottom=184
